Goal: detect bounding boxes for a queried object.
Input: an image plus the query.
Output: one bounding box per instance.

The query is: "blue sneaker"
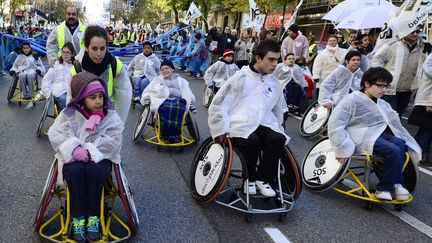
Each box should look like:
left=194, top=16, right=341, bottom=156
left=72, top=216, right=86, bottom=243
left=86, top=216, right=101, bottom=241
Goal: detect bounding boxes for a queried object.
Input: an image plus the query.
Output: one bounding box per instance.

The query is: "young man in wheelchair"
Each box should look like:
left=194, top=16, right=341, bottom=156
left=204, top=49, right=239, bottom=93
left=328, top=67, right=421, bottom=201
left=208, top=39, right=289, bottom=197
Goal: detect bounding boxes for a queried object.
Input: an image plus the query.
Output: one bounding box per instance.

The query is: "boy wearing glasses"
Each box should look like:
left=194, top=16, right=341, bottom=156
left=327, top=67, right=421, bottom=201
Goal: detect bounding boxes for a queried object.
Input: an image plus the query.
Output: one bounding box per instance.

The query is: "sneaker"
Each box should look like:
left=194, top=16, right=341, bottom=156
left=374, top=190, right=392, bottom=201
left=243, top=181, right=256, bottom=195
left=420, top=160, right=432, bottom=167
left=394, top=184, right=410, bottom=201
left=86, top=216, right=101, bottom=242
left=72, top=216, right=86, bottom=243
left=256, top=180, right=276, bottom=197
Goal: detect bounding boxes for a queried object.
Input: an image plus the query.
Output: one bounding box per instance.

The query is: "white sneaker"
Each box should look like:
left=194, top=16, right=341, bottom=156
left=243, top=181, right=256, bottom=195
left=394, top=184, right=410, bottom=201
left=256, top=181, right=276, bottom=197
left=375, top=190, right=392, bottom=201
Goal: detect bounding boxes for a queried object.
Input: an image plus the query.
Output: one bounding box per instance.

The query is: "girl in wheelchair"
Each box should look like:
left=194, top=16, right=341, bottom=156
left=48, top=72, right=124, bottom=242
left=140, top=59, right=196, bottom=144
left=41, top=42, right=75, bottom=111
left=9, top=42, right=45, bottom=100
left=204, top=49, right=239, bottom=93
left=327, top=67, right=421, bottom=201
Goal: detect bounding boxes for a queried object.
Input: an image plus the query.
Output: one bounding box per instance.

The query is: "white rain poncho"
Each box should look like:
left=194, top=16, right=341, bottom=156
left=11, top=54, right=46, bottom=74
left=127, top=53, right=161, bottom=81
left=140, top=73, right=195, bottom=113
left=273, top=63, right=308, bottom=88
left=204, top=59, right=239, bottom=87
left=208, top=66, right=289, bottom=143
left=328, top=91, right=421, bottom=163
left=318, top=65, right=362, bottom=106
left=41, top=62, right=72, bottom=97
left=312, top=45, right=346, bottom=82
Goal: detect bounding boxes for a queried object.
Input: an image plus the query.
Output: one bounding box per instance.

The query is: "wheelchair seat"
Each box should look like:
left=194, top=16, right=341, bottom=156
left=7, top=73, right=42, bottom=105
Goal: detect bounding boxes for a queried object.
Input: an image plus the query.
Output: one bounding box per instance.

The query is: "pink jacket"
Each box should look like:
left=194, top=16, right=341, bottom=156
left=281, top=34, right=309, bottom=60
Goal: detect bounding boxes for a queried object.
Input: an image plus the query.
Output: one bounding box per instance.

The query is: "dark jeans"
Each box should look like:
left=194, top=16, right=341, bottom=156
left=373, top=132, right=405, bottom=191
left=63, top=159, right=111, bottom=217
left=231, top=125, right=286, bottom=182
left=382, top=91, right=412, bottom=118
left=415, top=127, right=432, bottom=161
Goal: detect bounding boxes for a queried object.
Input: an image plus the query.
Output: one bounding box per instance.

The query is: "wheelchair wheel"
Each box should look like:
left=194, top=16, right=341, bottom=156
left=190, top=137, right=233, bottom=205
left=113, top=164, right=139, bottom=234
left=402, top=157, right=418, bottom=193
left=299, top=101, right=331, bottom=138
left=133, top=104, right=151, bottom=143
left=7, top=76, right=18, bottom=102
left=301, top=137, right=350, bottom=192
left=36, top=95, right=51, bottom=137
left=203, top=86, right=214, bottom=108
left=35, top=159, right=59, bottom=231
left=186, top=111, right=200, bottom=143
left=280, top=146, right=303, bottom=200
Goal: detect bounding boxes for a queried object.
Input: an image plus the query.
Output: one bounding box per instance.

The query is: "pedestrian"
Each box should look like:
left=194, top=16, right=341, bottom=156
left=188, top=32, right=209, bottom=78
left=48, top=72, right=124, bottom=243
left=281, top=24, right=309, bottom=60
left=209, top=26, right=236, bottom=59
left=336, top=31, right=350, bottom=49
left=234, top=31, right=253, bottom=69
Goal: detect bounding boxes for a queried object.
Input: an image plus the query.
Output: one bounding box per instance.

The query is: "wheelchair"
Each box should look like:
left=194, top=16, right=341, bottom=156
left=299, top=101, right=331, bottom=138
left=7, top=74, right=41, bottom=105
left=36, top=94, right=59, bottom=137
left=132, top=104, right=200, bottom=151
left=301, top=137, right=419, bottom=211
left=203, top=84, right=216, bottom=108
left=35, top=159, right=139, bottom=242
left=189, top=137, right=302, bottom=222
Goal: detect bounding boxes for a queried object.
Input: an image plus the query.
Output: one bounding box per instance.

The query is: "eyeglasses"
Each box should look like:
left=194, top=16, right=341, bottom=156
left=374, top=83, right=391, bottom=89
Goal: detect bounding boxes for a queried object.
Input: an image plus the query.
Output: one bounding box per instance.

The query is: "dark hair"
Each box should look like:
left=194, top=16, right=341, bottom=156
left=252, top=39, right=280, bottom=59
left=361, top=67, right=393, bottom=88
left=258, top=29, right=271, bottom=41
left=84, top=25, right=108, bottom=47
left=59, top=42, right=76, bottom=64
left=284, top=53, right=295, bottom=60
left=349, top=30, right=357, bottom=35
left=327, top=34, right=338, bottom=41
left=21, top=41, right=31, bottom=48
left=344, top=50, right=361, bottom=62
left=295, top=56, right=307, bottom=65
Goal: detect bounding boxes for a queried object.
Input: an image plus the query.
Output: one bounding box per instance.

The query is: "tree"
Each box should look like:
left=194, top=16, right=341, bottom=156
left=128, top=0, right=171, bottom=25
left=219, top=0, right=248, bottom=30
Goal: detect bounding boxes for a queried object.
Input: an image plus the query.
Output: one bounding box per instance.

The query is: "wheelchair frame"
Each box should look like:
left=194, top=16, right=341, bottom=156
left=35, top=159, right=139, bottom=242
left=36, top=94, right=59, bottom=137
left=203, top=83, right=216, bottom=108
left=133, top=104, right=200, bottom=148
left=7, top=74, right=41, bottom=105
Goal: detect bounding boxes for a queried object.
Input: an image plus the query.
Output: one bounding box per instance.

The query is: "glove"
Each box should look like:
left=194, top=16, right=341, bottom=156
left=84, top=112, right=104, bottom=134
left=72, top=146, right=89, bottom=162
left=141, top=98, right=150, bottom=106
left=313, top=79, right=319, bottom=83
left=190, top=104, right=197, bottom=114
left=36, top=69, right=41, bottom=75
left=424, top=42, right=432, bottom=54
left=9, top=70, right=16, bottom=76
left=283, top=111, right=289, bottom=121
left=214, top=134, right=227, bottom=145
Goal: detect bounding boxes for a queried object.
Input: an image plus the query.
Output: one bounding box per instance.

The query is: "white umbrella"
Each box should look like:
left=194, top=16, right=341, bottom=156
left=335, top=5, right=396, bottom=30
left=323, top=0, right=396, bottom=22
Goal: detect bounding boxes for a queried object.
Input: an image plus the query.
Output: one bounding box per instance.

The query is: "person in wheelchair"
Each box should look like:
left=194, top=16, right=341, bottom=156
left=318, top=50, right=363, bottom=109
left=9, top=42, right=45, bottom=100
left=47, top=72, right=124, bottom=242
left=328, top=67, right=421, bottom=201
left=204, top=49, right=239, bottom=93
left=127, top=41, right=161, bottom=103
left=41, top=42, right=75, bottom=111
left=208, top=39, right=289, bottom=197
left=140, top=59, right=196, bottom=144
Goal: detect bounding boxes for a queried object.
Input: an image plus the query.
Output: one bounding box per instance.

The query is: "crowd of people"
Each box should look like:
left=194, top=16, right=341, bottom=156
left=2, top=5, right=432, bottom=242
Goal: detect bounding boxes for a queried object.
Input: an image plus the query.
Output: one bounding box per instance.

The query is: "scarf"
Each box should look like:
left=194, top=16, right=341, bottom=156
left=326, top=45, right=339, bottom=52
left=81, top=51, right=114, bottom=76
left=290, top=33, right=299, bottom=40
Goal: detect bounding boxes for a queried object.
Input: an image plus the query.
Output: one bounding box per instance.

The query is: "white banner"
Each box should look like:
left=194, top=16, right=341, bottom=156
left=284, top=0, right=303, bottom=30
left=183, top=2, right=203, bottom=25
left=388, top=0, right=432, bottom=38
left=248, top=0, right=265, bottom=32
left=242, top=14, right=252, bottom=29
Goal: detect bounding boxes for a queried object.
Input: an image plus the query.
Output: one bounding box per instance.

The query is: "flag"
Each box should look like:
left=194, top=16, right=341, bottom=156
left=388, top=0, right=432, bottom=38
left=242, top=14, right=253, bottom=29
left=284, top=0, right=303, bottom=30
left=248, top=0, right=265, bottom=32
left=183, top=2, right=203, bottom=25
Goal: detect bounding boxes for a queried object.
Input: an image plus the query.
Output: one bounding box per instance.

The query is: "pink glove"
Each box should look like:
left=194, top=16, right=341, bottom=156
left=72, top=146, right=89, bottom=162
left=84, top=111, right=104, bottom=133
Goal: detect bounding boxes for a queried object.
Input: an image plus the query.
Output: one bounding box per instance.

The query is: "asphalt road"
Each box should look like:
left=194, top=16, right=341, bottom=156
left=1, top=67, right=432, bottom=243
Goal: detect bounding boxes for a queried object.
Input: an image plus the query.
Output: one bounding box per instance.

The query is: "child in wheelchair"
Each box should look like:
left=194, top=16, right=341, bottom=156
left=204, top=49, right=239, bottom=93
left=327, top=67, right=421, bottom=201
left=274, top=53, right=309, bottom=116
left=140, top=59, right=196, bottom=144
left=9, top=42, right=45, bottom=100
left=48, top=72, right=124, bottom=242
left=41, top=42, right=75, bottom=111
left=209, top=39, right=289, bottom=197
left=319, top=50, right=363, bottom=109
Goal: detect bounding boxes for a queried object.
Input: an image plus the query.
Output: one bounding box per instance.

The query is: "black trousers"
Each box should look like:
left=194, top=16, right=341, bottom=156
left=231, top=125, right=286, bottom=182
left=382, top=91, right=412, bottom=118
left=63, top=159, right=111, bottom=217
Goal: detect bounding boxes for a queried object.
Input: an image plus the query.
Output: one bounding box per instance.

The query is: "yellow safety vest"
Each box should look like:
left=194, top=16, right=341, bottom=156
left=128, top=31, right=136, bottom=42
left=70, top=57, right=123, bottom=97
left=56, top=22, right=86, bottom=57
left=309, top=43, right=317, bottom=57
left=120, top=34, right=127, bottom=44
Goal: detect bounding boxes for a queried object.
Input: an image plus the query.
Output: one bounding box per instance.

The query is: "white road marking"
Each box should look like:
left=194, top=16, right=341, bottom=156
left=401, top=116, right=408, bottom=120
left=382, top=206, right=432, bottom=238
left=264, top=227, right=292, bottom=243
left=419, top=167, right=432, bottom=176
